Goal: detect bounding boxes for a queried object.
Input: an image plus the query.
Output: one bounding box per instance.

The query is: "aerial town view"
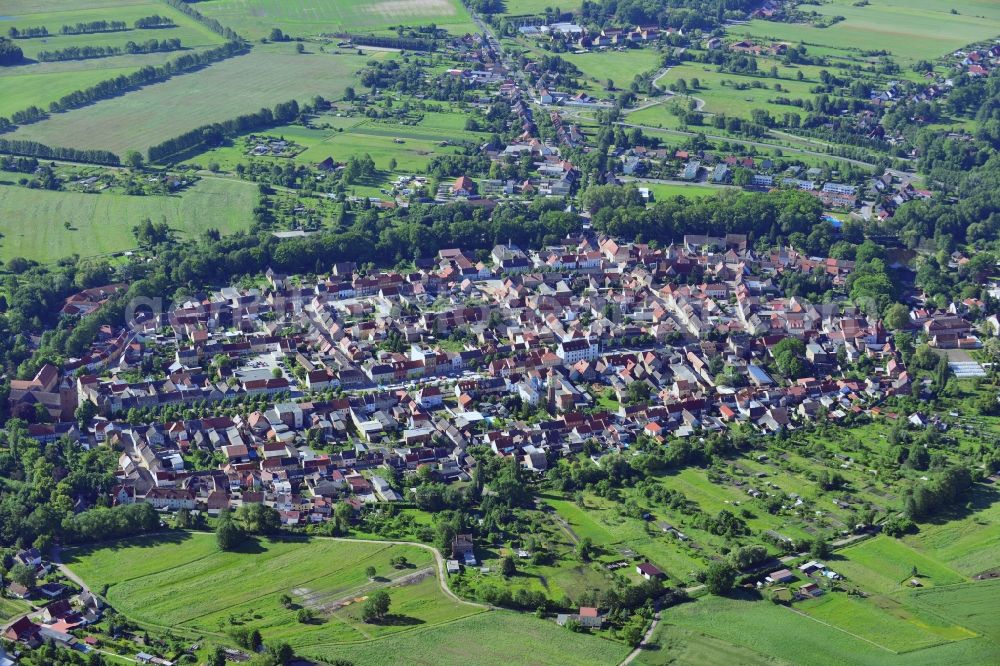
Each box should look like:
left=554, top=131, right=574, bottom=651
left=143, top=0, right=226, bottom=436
left=0, top=0, right=998, bottom=664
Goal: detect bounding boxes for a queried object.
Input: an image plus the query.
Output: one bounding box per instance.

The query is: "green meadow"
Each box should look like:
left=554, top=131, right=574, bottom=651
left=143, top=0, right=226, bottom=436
left=0, top=177, right=257, bottom=262
left=313, top=609, right=630, bottom=666
left=183, top=110, right=486, bottom=178
left=835, top=536, right=967, bottom=594
left=500, top=0, right=585, bottom=16
left=561, top=47, right=665, bottom=93
left=797, top=592, right=975, bottom=653
left=654, top=61, right=831, bottom=121
left=660, top=594, right=998, bottom=665
left=909, top=580, right=1000, bottom=643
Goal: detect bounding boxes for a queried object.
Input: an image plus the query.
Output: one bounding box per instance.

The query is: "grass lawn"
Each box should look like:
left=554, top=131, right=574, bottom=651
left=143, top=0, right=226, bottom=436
left=644, top=183, right=731, bottom=200
left=0, top=177, right=257, bottom=262
left=196, top=0, right=477, bottom=40
left=560, top=47, right=665, bottom=93
left=10, top=44, right=382, bottom=157
left=835, top=536, right=967, bottom=594
left=735, top=0, right=1000, bottom=64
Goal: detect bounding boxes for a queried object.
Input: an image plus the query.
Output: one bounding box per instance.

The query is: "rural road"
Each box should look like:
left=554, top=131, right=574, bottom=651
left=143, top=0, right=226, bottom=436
left=619, top=610, right=661, bottom=666
left=52, top=546, right=91, bottom=594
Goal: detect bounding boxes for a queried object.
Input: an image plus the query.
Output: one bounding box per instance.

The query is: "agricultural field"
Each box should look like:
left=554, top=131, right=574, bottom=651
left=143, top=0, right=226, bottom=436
left=635, top=623, right=785, bottom=666
left=657, top=593, right=999, bottom=665
left=500, top=0, right=585, bottom=17
left=0, top=65, right=141, bottom=119
left=3, top=0, right=224, bottom=61
left=0, top=177, right=257, bottom=262
left=66, top=532, right=625, bottom=666
left=737, top=0, right=1000, bottom=65
left=195, top=0, right=478, bottom=40
left=0, top=0, right=226, bottom=118
left=909, top=580, right=1000, bottom=643
left=9, top=44, right=383, bottom=156
left=902, top=484, right=1000, bottom=577
left=797, top=592, right=974, bottom=653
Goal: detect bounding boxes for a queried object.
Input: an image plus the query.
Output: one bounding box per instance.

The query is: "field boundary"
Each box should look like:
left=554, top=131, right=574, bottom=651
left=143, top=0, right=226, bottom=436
left=785, top=605, right=898, bottom=654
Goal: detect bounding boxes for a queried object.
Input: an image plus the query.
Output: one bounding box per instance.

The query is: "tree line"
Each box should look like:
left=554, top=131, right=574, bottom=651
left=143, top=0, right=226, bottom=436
left=133, top=15, right=176, bottom=29
left=161, top=0, right=243, bottom=41
left=7, top=26, right=48, bottom=39
left=0, top=138, right=120, bottom=165
left=583, top=183, right=825, bottom=245
left=1, top=40, right=246, bottom=129
left=57, top=20, right=129, bottom=35
left=146, top=99, right=300, bottom=163
left=37, top=38, right=183, bottom=62
left=9, top=40, right=244, bottom=128
left=349, top=34, right=436, bottom=51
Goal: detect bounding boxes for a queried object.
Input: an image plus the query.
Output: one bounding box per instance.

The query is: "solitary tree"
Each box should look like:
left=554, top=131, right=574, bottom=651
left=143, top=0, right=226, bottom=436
left=124, top=150, right=144, bottom=170
left=883, top=303, right=910, bottom=330
left=216, top=515, right=243, bottom=551
left=810, top=537, right=831, bottom=559
left=9, top=563, right=36, bottom=589
left=362, top=590, right=391, bottom=623
left=704, top=561, right=736, bottom=596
